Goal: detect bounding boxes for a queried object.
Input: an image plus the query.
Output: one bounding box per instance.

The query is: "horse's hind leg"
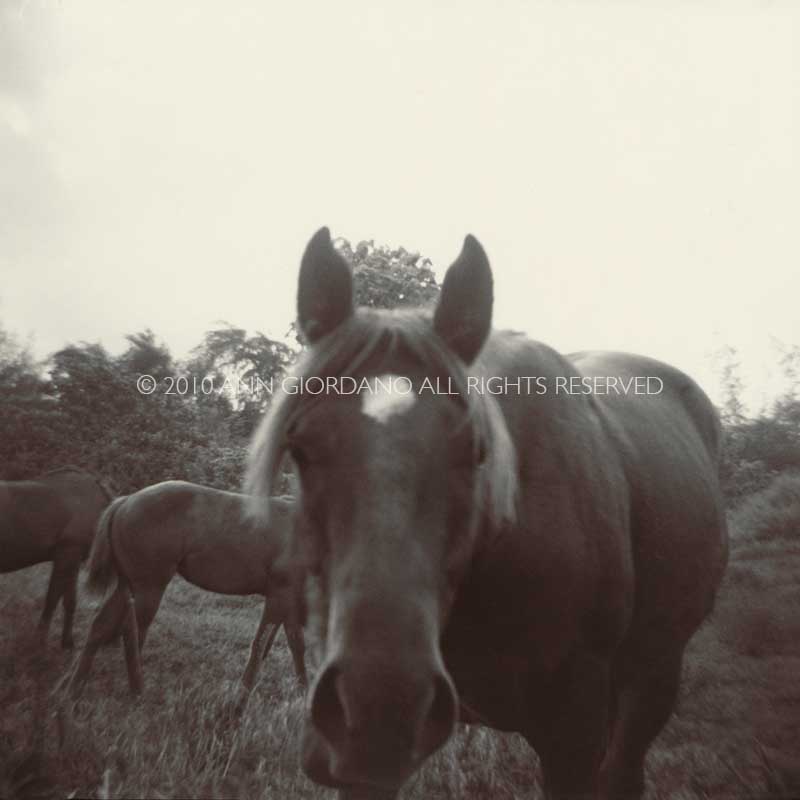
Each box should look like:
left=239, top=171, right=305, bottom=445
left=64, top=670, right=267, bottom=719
left=121, top=591, right=143, bottom=695
left=597, top=637, right=685, bottom=800
left=60, top=561, right=80, bottom=649
left=38, top=561, right=63, bottom=641
left=132, top=584, right=167, bottom=649
left=67, top=583, right=129, bottom=697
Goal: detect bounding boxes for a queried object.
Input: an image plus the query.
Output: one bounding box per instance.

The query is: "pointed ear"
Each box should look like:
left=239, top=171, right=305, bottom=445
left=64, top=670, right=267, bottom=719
left=297, top=227, right=354, bottom=343
left=433, top=235, right=493, bottom=363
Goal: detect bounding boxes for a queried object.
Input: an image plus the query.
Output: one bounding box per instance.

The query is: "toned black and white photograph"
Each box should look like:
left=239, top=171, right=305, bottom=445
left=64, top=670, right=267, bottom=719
left=1, top=2, right=798, bottom=798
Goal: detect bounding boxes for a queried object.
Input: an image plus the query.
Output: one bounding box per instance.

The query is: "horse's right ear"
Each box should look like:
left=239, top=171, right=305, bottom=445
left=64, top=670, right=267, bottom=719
left=434, top=235, right=493, bottom=364
left=297, top=227, right=354, bottom=344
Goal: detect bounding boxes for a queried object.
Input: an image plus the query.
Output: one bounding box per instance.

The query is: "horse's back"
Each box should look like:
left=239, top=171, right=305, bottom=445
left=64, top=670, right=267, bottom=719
left=569, top=350, right=722, bottom=459
left=111, top=480, right=287, bottom=596
left=568, top=350, right=725, bottom=532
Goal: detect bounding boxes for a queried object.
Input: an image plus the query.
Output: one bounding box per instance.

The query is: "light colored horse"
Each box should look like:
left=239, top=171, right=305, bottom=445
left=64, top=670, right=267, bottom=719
left=67, top=481, right=306, bottom=696
left=1, top=467, right=113, bottom=648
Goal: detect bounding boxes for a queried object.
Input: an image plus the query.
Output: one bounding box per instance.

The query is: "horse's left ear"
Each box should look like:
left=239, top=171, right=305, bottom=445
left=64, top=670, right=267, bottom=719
left=297, top=227, right=354, bottom=344
left=433, top=235, right=493, bottom=364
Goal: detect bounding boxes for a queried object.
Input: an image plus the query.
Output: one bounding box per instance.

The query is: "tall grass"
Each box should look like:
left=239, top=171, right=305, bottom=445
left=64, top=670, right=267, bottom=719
left=1, top=474, right=799, bottom=798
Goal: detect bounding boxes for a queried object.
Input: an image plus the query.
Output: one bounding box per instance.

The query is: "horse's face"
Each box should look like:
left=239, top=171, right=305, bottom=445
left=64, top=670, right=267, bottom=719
left=289, top=372, right=483, bottom=787
left=284, top=229, right=495, bottom=794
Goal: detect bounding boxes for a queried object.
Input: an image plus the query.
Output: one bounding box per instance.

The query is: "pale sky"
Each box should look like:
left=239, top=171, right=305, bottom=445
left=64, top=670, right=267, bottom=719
left=1, top=0, right=798, bottom=410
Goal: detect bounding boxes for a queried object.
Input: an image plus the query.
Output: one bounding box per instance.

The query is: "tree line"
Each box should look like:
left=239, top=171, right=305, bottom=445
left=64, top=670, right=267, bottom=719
left=0, top=239, right=439, bottom=493
left=1, top=238, right=796, bottom=504
left=716, top=343, right=800, bottom=502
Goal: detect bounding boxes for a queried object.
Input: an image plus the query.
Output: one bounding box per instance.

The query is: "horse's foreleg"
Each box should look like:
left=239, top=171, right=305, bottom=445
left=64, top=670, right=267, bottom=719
left=38, top=557, right=65, bottom=643
left=285, top=622, right=307, bottom=688
left=121, top=591, right=143, bottom=695
left=260, top=622, right=281, bottom=662
left=597, top=638, right=685, bottom=800
left=60, top=561, right=80, bottom=649
left=242, top=599, right=278, bottom=690
left=529, top=650, right=612, bottom=800
left=38, top=549, right=81, bottom=647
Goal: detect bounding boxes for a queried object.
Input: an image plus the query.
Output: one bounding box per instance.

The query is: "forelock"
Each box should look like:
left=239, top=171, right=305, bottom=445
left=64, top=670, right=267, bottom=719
left=245, top=309, right=518, bottom=527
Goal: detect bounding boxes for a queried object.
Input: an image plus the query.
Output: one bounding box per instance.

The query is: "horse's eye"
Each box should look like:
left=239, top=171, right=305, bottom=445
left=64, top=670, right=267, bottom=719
left=287, top=436, right=314, bottom=470
left=288, top=444, right=306, bottom=468
left=286, top=418, right=311, bottom=467
left=451, top=426, right=486, bottom=468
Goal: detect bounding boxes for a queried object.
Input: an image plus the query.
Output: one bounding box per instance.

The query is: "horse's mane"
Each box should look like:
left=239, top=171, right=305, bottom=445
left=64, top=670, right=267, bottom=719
left=42, top=465, right=93, bottom=478
left=246, top=308, right=518, bottom=529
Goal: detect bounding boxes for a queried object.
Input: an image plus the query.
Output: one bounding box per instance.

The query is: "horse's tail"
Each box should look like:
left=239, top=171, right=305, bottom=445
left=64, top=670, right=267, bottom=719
left=87, top=495, right=127, bottom=595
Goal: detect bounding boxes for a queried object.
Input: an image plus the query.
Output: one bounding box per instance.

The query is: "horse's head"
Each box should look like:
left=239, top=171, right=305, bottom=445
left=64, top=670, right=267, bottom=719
left=247, top=228, right=516, bottom=794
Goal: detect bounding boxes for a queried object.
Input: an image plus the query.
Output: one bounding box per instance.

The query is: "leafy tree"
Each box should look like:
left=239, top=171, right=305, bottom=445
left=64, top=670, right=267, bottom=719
left=0, top=325, right=45, bottom=401
left=0, top=235, right=442, bottom=491
left=715, top=341, right=800, bottom=502
left=0, top=329, right=246, bottom=491
left=714, top=344, right=746, bottom=426
left=189, top=324, right=296, bottom=436
left=120, top=329, right=173, bottom=379
left=288, top=236, right=442, bottom=345
left=335, top=238, right=440, bottom=310
left=192, top=325, right=295, bottom=387
left=0, top=323, right=63, bottom=479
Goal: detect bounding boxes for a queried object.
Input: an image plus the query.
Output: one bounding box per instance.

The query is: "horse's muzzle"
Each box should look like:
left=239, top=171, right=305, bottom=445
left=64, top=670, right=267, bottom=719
left=304, top=653, right=458, bottom=790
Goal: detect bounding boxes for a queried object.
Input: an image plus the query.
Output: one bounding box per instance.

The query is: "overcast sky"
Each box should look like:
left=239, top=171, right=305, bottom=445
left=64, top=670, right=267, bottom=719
left=1, top=0, right=798, bottom=409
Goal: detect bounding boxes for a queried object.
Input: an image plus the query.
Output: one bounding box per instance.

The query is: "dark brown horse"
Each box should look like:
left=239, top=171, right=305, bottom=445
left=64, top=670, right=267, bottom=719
left=1, top=466, right=113, bottom=648
left=67, top=481, right=306, bottom=697
left=245, top=228, right=729, bottom=800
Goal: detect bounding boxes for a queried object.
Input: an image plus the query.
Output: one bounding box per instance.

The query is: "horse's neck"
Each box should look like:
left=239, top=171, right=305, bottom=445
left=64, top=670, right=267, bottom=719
left=44, top=470, right=102, bottom=498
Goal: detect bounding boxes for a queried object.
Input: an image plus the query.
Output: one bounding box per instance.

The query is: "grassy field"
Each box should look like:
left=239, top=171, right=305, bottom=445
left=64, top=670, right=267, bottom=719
left=2, top=475, right=799, bottom=799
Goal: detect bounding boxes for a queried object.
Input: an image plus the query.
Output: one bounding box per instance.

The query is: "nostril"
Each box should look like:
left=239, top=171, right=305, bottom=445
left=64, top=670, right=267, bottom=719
left=415, top=673, right=458, bottom=761
left=310, top=664, right=349, bottom=745
left=309, top=660, right=458, bottom=778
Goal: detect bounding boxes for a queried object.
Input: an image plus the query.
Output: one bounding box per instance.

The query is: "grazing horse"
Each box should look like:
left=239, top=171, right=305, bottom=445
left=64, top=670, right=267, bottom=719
left=245, top=228, right=729, bottom=800
left=0, top=466, right=113, bottom=648
left=67, top=481, right=307, bottom=697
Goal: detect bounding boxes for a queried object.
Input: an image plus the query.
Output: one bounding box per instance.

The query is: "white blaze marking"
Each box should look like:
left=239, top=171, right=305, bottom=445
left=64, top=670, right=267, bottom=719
left=361, top=373, right=416, bottom=423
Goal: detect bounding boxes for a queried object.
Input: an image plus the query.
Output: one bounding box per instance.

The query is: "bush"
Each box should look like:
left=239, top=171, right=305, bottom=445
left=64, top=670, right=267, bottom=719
left=729, top=471, right=800, bottom=547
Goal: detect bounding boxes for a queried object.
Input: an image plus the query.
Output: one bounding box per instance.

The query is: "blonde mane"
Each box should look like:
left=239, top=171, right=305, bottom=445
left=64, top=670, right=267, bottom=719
left=245, top=308, right=518, bottom=529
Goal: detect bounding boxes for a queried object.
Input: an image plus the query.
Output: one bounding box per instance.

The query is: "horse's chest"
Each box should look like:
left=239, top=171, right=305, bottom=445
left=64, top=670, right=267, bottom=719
left=446, top=645, right=533, bottom=731
left=441, top=599, right=570, bottom=731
